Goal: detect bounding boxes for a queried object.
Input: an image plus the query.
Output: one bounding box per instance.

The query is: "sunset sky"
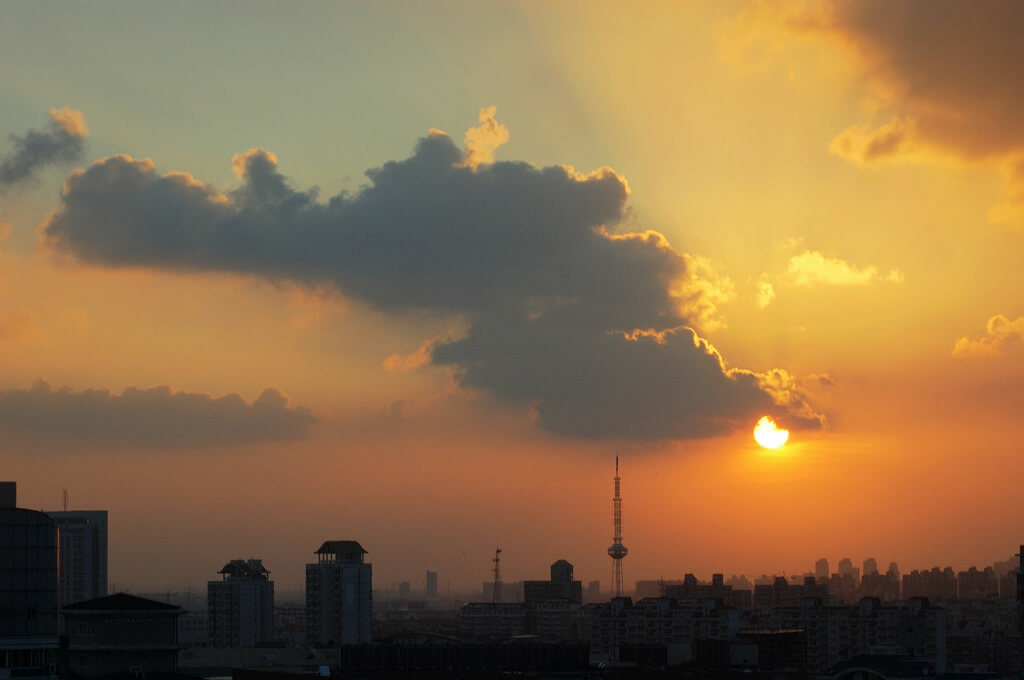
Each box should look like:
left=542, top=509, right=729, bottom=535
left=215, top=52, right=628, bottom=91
left=2, top=1, right=1023, bottom=596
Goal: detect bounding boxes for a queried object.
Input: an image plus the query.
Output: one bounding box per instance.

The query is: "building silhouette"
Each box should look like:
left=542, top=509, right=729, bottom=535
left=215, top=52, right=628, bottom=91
left=0, top=482, right=60, bottom=679
left=207, top=559, right=274, bottom=647
left=524, top=560, right=583, bottom=606
left=63, top=593, right=181, bottom=679
left=815, top=558, right=829, bottom=582
left=45, top=510, right=108, bottom=607
left=425, top=570, right=438, bottom=597
left=305, top=541, right=371, bottom=645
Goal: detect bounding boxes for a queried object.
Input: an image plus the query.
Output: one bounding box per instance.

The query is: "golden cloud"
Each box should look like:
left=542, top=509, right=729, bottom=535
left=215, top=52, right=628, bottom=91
left=953, top=314, right=1024, bottom=358
left=786, top=250, right=902, bottom=287
left=461, top=106, right=509, bottom=170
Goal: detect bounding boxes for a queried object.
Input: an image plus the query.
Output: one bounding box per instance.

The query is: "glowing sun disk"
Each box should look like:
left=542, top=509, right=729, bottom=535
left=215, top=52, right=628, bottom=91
left=754, top=416, right=789, bottom=449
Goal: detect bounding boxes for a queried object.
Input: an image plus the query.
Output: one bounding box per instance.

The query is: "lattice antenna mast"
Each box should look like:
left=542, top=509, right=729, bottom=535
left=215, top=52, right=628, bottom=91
left=62, top=488, right=68, bottom=512
left=608, top=457, right=628, bottom=598
left=492, top=548, right=503, bottom=604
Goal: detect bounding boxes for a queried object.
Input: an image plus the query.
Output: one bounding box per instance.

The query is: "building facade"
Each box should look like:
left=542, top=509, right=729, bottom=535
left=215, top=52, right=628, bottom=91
left=207, top=559, right=274, bottom=647
left=62, top=593, right=181, bottom=679
left=305, top=541, right=371, bottom=646
left=45, top=511, right=108, bottom=607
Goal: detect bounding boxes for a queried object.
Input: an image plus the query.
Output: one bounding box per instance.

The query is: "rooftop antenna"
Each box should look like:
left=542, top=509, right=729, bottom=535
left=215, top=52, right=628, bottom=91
left=608, top=456, right=628, bottom=598
left=62, top=487, right=68, bottom=512
left=492, top=548, right=503, bottom=604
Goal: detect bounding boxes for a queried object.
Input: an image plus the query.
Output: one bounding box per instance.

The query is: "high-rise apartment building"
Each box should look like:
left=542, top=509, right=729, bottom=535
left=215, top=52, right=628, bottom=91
left=305, top=541, right=371, bottom=646
left=46, top=510, right=108, bottom=606
left=207, top=559, right=274, bottom=647
left=426, top=570, right=438, bottom=597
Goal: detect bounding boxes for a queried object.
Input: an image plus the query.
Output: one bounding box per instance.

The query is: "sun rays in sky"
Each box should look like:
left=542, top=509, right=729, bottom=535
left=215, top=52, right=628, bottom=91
left=1, top=1, right=1023, bottom=591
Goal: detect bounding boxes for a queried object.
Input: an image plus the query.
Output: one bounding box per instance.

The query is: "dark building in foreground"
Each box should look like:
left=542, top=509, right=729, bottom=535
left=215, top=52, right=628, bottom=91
left=62, top=593, right=182, bottom=679
left=0, top=482, right=60, bottom=680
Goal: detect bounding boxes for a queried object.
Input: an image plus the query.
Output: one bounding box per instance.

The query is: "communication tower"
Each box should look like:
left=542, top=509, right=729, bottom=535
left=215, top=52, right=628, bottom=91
left=492, top=548, right=503, bottom=603
left=608, top=456, right=628, bottom=598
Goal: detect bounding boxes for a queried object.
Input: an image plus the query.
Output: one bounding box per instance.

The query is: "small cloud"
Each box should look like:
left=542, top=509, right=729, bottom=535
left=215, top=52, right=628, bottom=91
left=829, top=116, right=923, bottom=167
left=0, top=381, right=316, bottom=448
left=383, top=338, right=437, bottom=371
left=756, top=280, right=775, bottom=309
left=387, top=399, right=407, bottom=423
left=49, top=108, right=89, bottom=138
left=786, top=250, right=902, bottom=287
left=0, top=108, right=88, bottom=189
left=780, top=237, right=804, bottom=251
left=809, top=373, right=835, bottom=388
left=952, top=314, right=1024, bottom=358
left=462, top=106, right=509, bottom=169
left=988, top=155, right=1024, bottom=228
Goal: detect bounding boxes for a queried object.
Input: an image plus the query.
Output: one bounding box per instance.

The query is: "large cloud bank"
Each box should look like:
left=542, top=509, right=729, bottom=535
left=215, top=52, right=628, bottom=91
left=0, top=381, right=315, bottom=448
left=43, top=123, right=822, bottom=440
left=0, top=108, right=88, bottom=188
left=741, top=0, right=1024, bottom=224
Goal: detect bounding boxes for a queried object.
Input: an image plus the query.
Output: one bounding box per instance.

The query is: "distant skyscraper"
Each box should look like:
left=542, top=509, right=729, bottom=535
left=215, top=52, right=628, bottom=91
left=607, top=457, right=628, bottom=598
left=838, top=558, right=854, bottom=577
left=46, top=510, right=108, bottom=606
left=863, top=557, right=878, bottom=576
left=207, top=559, right=274, bottom=647
left=815, top=558, right=829, bottom=581
left=305, top=541, right=371, bottom=645
left=426, top=570, right=438, bottom=597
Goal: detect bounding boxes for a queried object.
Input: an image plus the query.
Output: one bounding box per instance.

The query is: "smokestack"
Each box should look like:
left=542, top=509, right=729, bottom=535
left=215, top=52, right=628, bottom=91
left=0, top=482, right=16, bottom=508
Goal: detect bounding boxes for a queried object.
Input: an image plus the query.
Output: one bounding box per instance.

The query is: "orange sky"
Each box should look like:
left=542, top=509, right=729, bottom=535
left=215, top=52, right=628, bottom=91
left=2, top=1, right=1023, bottom=595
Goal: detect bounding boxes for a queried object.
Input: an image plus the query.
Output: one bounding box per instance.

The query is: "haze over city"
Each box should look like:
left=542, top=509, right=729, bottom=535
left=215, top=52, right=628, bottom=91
left=2, top=1, right=1023, bottom=597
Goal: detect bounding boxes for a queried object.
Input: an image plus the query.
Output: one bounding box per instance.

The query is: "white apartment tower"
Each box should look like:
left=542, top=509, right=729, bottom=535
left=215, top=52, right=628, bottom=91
left=46, top=510, right=108, bottom=606
left=305, top=541, right=371, bottom=645
left=207, top=559, right=274, bottom=647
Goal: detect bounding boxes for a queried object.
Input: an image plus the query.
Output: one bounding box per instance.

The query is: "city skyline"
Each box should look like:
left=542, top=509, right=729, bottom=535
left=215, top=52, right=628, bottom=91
left=2, top=2, right=1024, bottom=594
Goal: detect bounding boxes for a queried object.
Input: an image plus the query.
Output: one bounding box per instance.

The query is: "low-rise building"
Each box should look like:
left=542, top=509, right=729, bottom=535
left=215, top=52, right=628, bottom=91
left=62, top=593, right=182, bottom=679
left=459, top=603, right=526, bottom=640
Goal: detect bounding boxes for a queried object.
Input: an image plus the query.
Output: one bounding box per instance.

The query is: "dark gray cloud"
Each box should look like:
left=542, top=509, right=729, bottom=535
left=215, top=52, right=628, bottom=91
left=42, top=131, right=823, bottom=441
left=825, top=0, right=1024, bottom=159
left=0, top=381, right=316, bottom=448
left=0, top=108, right=88, bottom=188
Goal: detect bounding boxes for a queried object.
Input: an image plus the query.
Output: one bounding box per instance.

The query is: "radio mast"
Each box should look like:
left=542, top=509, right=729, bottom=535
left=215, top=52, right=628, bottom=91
left=492, top=548, right=503, bottom=603
left=608, top=457, right=628, bottom=598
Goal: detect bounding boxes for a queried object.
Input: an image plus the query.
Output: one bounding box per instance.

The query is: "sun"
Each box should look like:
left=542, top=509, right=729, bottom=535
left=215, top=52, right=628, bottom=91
left=753, top=416, right=789, bottom=449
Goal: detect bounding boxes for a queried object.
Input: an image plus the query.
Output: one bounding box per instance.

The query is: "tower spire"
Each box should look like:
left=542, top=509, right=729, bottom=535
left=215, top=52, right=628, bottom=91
left=608, top=456, right=628, bottom=598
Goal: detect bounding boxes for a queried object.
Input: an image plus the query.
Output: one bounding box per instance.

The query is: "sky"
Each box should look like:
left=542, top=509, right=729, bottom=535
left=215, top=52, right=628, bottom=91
left=2, top=0, right=1024, bottom=596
